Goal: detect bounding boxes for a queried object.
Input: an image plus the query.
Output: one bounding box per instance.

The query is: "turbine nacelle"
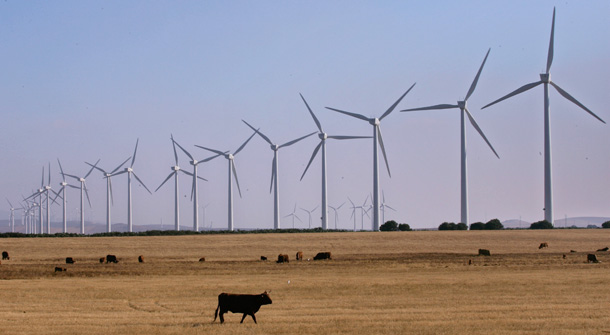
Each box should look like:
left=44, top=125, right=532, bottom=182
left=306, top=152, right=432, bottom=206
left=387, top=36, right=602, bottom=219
left=60, top=182, right=67, bottom=186
left=271, top=144, right=279, bottom=151
left=125, top=167, right=133, bottom=173
left=318, top=132, right=328, bottom=140
left=540, top=73, right=551, bottom=83
left=172, top=166, right=180, bottom=171
left=190, top=160, right=198, bottom=166
left=227, top=154, right=234, bottom=160
left=44, top=186, right=51, bottom=191
left=369, top=118, right=380, bottom=126
left=79, top=178, right=85, bottom=182
left=458, top=101, right=467, bottom=109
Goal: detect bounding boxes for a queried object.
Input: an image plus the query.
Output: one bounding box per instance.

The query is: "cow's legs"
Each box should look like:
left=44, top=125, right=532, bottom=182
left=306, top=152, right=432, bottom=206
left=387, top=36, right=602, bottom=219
left=240, top=313, right=247, bottom=323
left=219, top=312, right=225, bottom=323
left=250, top=313, right=257, bottom=324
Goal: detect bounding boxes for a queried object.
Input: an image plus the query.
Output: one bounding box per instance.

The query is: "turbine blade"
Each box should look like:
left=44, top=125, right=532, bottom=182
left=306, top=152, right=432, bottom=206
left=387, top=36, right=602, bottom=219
left=86, top=161, right=107, bottom=175
left=67, top=184, right=80, bottom=190
left=464, top=108, right=500, bottom=158
left=111, top=156, right=132, bottom=175
left=337, top=202, right=345, bottom=209
left=401, top=104, right=458, bottom=112
left=327, top=135, right=371, bottom=140
left=6, top=198, right=13, bottom=208
left=197, top=175, right=208, bottom=182
left=132, top=172, right=152, bottom=194
left=325, top=107, right=370, bottom=122
left=180, top=170, right=194, bottom=177
left=48, top=162, right=51, bottom=186
left=380, top=82, right=416, bottom=120
left=465, top=48, right=491, bottom=101
left=190, top=176, right=195, bottom=201
left=155, top=172, right=175, bottom=192
left=84, top=183, right=92, bottom=208
left=195, top=145, right=225, bottom=156
left=385, top=205, right=396, bottom=211
left=131, top=138, right=139, bottom=167
left=279, top=131, right=317, bottom=149
left=234, top=129, right=258, bottom=156
left=231, top=160, right=242, bottom=198
left=377, top=125, right=391, bottom=177
left=546, top=7, right=556, bottom=74
left=269, top=155, right=276, bottom=194
left=300, top=93, right=323, bottom=133
left=52, top=187, right=64, bottom=203
left=57, top=158, right=65, bottom=180
left=171, top=134, right=179, bottom=165
left=63, top=173, right=80, bottom=181
left=199, top=152, right=224, bottom=163
left=243, top=120, right=274, bottom=146
left=110, top=170, right=127, bottom=177
left=481, top=81, right=543, bottom=109
left=550, top=82, right=606, bottom=124
left=109, top=178, right=114, bottom=206
left=172, top=138, right=194, bottom=161
left=300, top=141, right=322, bottom=181
left=41, top=166, right=44, bottom=188
left=84, top=159, right=100, bottom=179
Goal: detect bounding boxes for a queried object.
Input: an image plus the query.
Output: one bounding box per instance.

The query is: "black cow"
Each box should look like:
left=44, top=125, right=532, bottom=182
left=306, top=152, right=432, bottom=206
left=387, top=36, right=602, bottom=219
left=54, top=267, right=66, bottom=272
left=313, top=252, right=331, bottom=260
left=587, top=254, right=599, bottom=263
left=277, top=254, right=289, bottom=263
left=2, top=251, right=9, bottom=260
left=478, top=249, right=491, bottom=256
left=213, top=292, right=272, bottom=324
left=260, top=256, right=267, bottom=261
left=65, top=257, right=75, bottom=264
left=597, top=247, right=609, bottom=252
left=106, top=255, right=119, bottom=263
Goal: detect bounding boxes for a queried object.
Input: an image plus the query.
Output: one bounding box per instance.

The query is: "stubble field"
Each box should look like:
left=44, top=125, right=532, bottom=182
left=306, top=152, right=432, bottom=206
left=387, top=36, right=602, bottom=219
left=0, top=230, right=609, bottom=335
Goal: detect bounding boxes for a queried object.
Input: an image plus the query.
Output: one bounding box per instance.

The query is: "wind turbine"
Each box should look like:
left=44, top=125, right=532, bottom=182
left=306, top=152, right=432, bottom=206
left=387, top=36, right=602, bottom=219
left=64, top=160, right=99, bottom=234
left=402, top=49, right=499, bottom=225
left=195, top=130, right=257, bottom=231
left=55, top=159, right=79, bottom=233
left=328, top=202, right=345, bottom=230
left=6, top=199, right=19, bottom=233
left=111, top=139, right=152, bottom=233
left=300, top=205, right=319, bottom=229
left=347, top=197, right=357, bottom=232
left=172, top=137, right=218, bottom=231
left=326, top=83, right=416, bottom=231
left=299, top=94, right=369, bottom=230
left=482, top=8, right=605, bottom=225
left=242, top=120, right=316, bottom=229
left=87, top=156, right=131, bottom=233
left=284, top=203, right=302, bottom=229
left=25, top=166, right=46, bottom=234
left=380, top=191, right=396, bottom=225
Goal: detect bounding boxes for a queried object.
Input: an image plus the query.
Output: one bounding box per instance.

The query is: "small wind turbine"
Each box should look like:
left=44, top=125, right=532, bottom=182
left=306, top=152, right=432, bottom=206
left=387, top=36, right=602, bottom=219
left=348, top=197, right=357, bottom=232
left=6, top=199, right=18, bottom=233
left=284, top=203, right=303, bottom=229
left=326, top=83, right=416, bottom=231
left=55, top=159, right=79, bottom=233
left=25, top=166, right=46, bottom=234
left=111, top=139, right=152, bottom=232
left=380, top=191, right=396, bottom=225
left=195, top=130, right=257, bottom=231
left=482, top=8, right=605, bottom=225
left=402, top=49, right=499, bottom=225
left=87, top=156, right=131, bottom=233
left=64, top=160, right=99, bottom=234
left=328, top=202, right=345, bottom=230
left=299, top=94, right=369, bottom=230
left=242, top=120, right=316, bottom=229
left=300, top=205, right=319, bottom=229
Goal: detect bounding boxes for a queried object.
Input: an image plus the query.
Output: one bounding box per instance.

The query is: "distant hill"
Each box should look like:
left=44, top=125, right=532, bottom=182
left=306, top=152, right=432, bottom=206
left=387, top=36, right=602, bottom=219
left=0, top=220, right=208, bottom=234
left=502, top=217, right=610, bottom=229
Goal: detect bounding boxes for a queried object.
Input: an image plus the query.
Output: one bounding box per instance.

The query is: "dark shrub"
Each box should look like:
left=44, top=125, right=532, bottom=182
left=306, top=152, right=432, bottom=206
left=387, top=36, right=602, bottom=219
left=398, top=223, right=411, bottom=231
left=470, top=222, right=485, bottom=230
left=530, top=220, right=553, bottom=229
left=602, top=221, right=610, bottom=229
left=485, top=219, right=504, bottom=230
left=380, top=220, right=398, bottom=231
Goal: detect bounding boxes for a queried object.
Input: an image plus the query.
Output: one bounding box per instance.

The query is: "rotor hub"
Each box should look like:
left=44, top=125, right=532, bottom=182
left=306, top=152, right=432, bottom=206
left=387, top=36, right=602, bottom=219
left=458, top=101, right=466, bottom=109
left=172, top=166, right=180, bottom=171
left=540, top=73, right=551, bottom=83
left=228, top=154, right=234, bottom=160
left=319, top=133, right=327, bottom=140
left=370, top=118, right=380, bottom=126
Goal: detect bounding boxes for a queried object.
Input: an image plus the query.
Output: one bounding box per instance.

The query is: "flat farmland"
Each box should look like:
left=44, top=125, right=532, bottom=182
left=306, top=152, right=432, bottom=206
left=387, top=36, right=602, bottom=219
left=0, top=230, right=609, bottom=335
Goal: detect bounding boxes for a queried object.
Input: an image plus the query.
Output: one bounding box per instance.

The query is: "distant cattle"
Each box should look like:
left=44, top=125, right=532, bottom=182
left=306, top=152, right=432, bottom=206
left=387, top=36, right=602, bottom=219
left=54, top=267, right=66, bottom=272
left=570, top=250, right=577, bottom=253
left=313, top=252, right=332, bottom=260
left=199, top=257, right=206, bottom=262
left=277, top=254, right=289, bottom=263
left=138, top=255, right=144, bottom=263
left=2, top=251, right=9, bottom=260
left=296, top=251, right=303, bottom=261
left=260, top=256, right=267, bottom=261
left=562, top=254, right=566, bottom=259
left=65, top=257, right=75, bottom=264
left=478, top=249, right=491, bottom=256
left=99, top=257, right=105, bottom=264
left=106, top=255, right=119, bottom=263
left=213, top=292, right=272, bottom=324
left=587, top=254, right=599, bottom=263
left=597, top=247, right=609, bottom=252
left=538, top=242, right=548, bottom=249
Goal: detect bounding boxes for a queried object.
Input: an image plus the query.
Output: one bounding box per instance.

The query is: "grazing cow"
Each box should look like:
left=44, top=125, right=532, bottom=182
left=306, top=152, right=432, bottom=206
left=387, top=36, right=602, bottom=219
left=99, top=257, right=105, bottom=264
left=597, top=247, right=609, bottom=252
left=106, top=255, right=119, bottom=263
left=587, top=254, right=599, bottom=263
left=260, top=256, right=267, bottom=261
left=2, top=251, right=9, bottom=260
left=478, top=249, right=491, bottom=256
left=213, top=292, right=272, bottom=324
left=54, top=267, right=66, bottom=272
left=570, top=250, right=577, bottom=253
left=276, top=254, right=289, bottom=263
left=138, top=255, right=144, bottom=263
left=296, top=251, right=303, bottom=261
left=313, top=252, right=332, bottom=260
left=65, top=257, right=75, bottom=264
left=562, top=254, right=566, bottom=259
left=538, top=242, right=548, bottom=249
left=199, top=257, right=206, bottom=262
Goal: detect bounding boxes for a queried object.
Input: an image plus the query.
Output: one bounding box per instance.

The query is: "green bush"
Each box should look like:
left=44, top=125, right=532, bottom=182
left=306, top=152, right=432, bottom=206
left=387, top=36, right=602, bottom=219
left=398, top=223, right=411, bottom=231
left=469, top=222, right=485, bottom=230
left=485, top=219, right=504, bottom=230
left=530, top=220, right=553, bottom=229
left=602, top=221, right=610, bottom=229
left=380, top=220, right=399, bottom=231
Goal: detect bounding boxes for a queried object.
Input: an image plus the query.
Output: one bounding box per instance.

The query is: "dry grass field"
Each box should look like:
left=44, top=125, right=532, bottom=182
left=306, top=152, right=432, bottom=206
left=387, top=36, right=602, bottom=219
left=0, top=230, right=609, bottom=335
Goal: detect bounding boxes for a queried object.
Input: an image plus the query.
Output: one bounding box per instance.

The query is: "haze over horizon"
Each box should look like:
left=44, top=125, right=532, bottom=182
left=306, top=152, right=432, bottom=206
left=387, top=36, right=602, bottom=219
left=2, top=1, right=609, bottom=231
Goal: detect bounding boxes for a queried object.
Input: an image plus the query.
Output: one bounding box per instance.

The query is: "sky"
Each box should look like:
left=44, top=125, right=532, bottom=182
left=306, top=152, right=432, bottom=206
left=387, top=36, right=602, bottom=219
left=1, top=1, right=609, bottom=231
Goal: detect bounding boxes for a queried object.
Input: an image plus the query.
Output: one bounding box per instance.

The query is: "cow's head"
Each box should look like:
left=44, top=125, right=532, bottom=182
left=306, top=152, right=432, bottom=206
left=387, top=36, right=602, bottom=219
left=260, top=291, right=272, bottom=305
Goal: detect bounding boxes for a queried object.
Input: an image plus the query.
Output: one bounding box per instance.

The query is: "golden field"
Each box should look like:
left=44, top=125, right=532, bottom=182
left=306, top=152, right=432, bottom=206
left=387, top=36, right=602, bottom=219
left=0, top=230, right=609, bottom=335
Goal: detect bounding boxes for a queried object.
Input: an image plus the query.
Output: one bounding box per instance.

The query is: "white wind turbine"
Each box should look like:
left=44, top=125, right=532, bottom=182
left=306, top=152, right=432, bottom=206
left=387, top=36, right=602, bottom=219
left=64, top=160, right=99, bottom=234
left=402, top=49, right=499, bottom=225
left=195, top=130, right=257, bottom=231
left=326, top=83, right=416, bottom=231
left=299, top=94, right=369, bottom=230
left=111, top=139, right=152, bottom=232
left=6, top=199, right=18, bottom=233
left=328, top=202, right=345, bottom=230
left=300, top=205, right=319, bottom=229
left=347, top=197, right=357, bottom=232
left=284, top=203, right=302, bottom=229
left=25, top=167, right=46, bottom=234
left=380, top=191, right=396, bottom=225
left=87, top=156, right=131, bottom=233
left=482, top=8, right=605, bottom=225
left=172, top=137, right=219, bottom=231
left=242, top=120, right=316, bottom=229
left=55, top=159, right=80, bottom=233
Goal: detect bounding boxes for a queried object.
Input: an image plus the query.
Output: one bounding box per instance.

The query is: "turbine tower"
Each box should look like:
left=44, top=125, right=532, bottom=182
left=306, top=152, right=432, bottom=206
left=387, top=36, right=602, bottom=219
left=482, top=8, right=605, bottom=225
left=172, top=137, right=217, bottom=231
left=326, top=83, right=416, bottom=231
left=299, top=94, right=369, bottom=230
left=111, top=139, right=152, bottom=233
left=64, top=160, right=99, bottom=234
left=402, top=49, right=499, bottom=225
left=87, top=156, right=131, bottom=233
left=242, top=120, right=316, bottom=229
left=195, top=130, right=257, bottom=231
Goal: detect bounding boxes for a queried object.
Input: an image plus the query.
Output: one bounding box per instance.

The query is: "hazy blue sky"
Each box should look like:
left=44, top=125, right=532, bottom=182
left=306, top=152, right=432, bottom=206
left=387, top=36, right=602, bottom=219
left=2, top=1, right=609, bottom=230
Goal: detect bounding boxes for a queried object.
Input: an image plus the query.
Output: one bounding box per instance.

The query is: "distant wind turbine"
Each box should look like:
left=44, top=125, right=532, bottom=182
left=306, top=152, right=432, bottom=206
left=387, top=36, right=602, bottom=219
left=25, top=166, right=46, bottom=234
left=326, top=83, right=416, bottom=231
left=380, top=191, right=396, bottom=225
left=64, top=160, right=99, bottom=234
left=328, top=202, right=345, bottom=230
left=55, top=159, right=79, bottom=233
left=402, top=49, right=499, bottom=225
left=6, top=199, right=18, bottom=233
left=284, top=203, right=302, bottom=229
left=347, top=197, right=357, bottom=232
left=87, top=156, right=131, bottom=233
left=482, top=8, right=605, bottom=225
left=242, top=120, right=316, bottom=229
left=300, top=205, right=319, bottom=229
left=195, top=130, right=257, bottom=231
left=299, top=93, right=369, bottom=230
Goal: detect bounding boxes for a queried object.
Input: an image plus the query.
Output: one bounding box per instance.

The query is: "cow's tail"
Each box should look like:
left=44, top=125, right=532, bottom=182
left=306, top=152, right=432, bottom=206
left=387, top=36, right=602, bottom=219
left=212, top=302, right=220, bottom=323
